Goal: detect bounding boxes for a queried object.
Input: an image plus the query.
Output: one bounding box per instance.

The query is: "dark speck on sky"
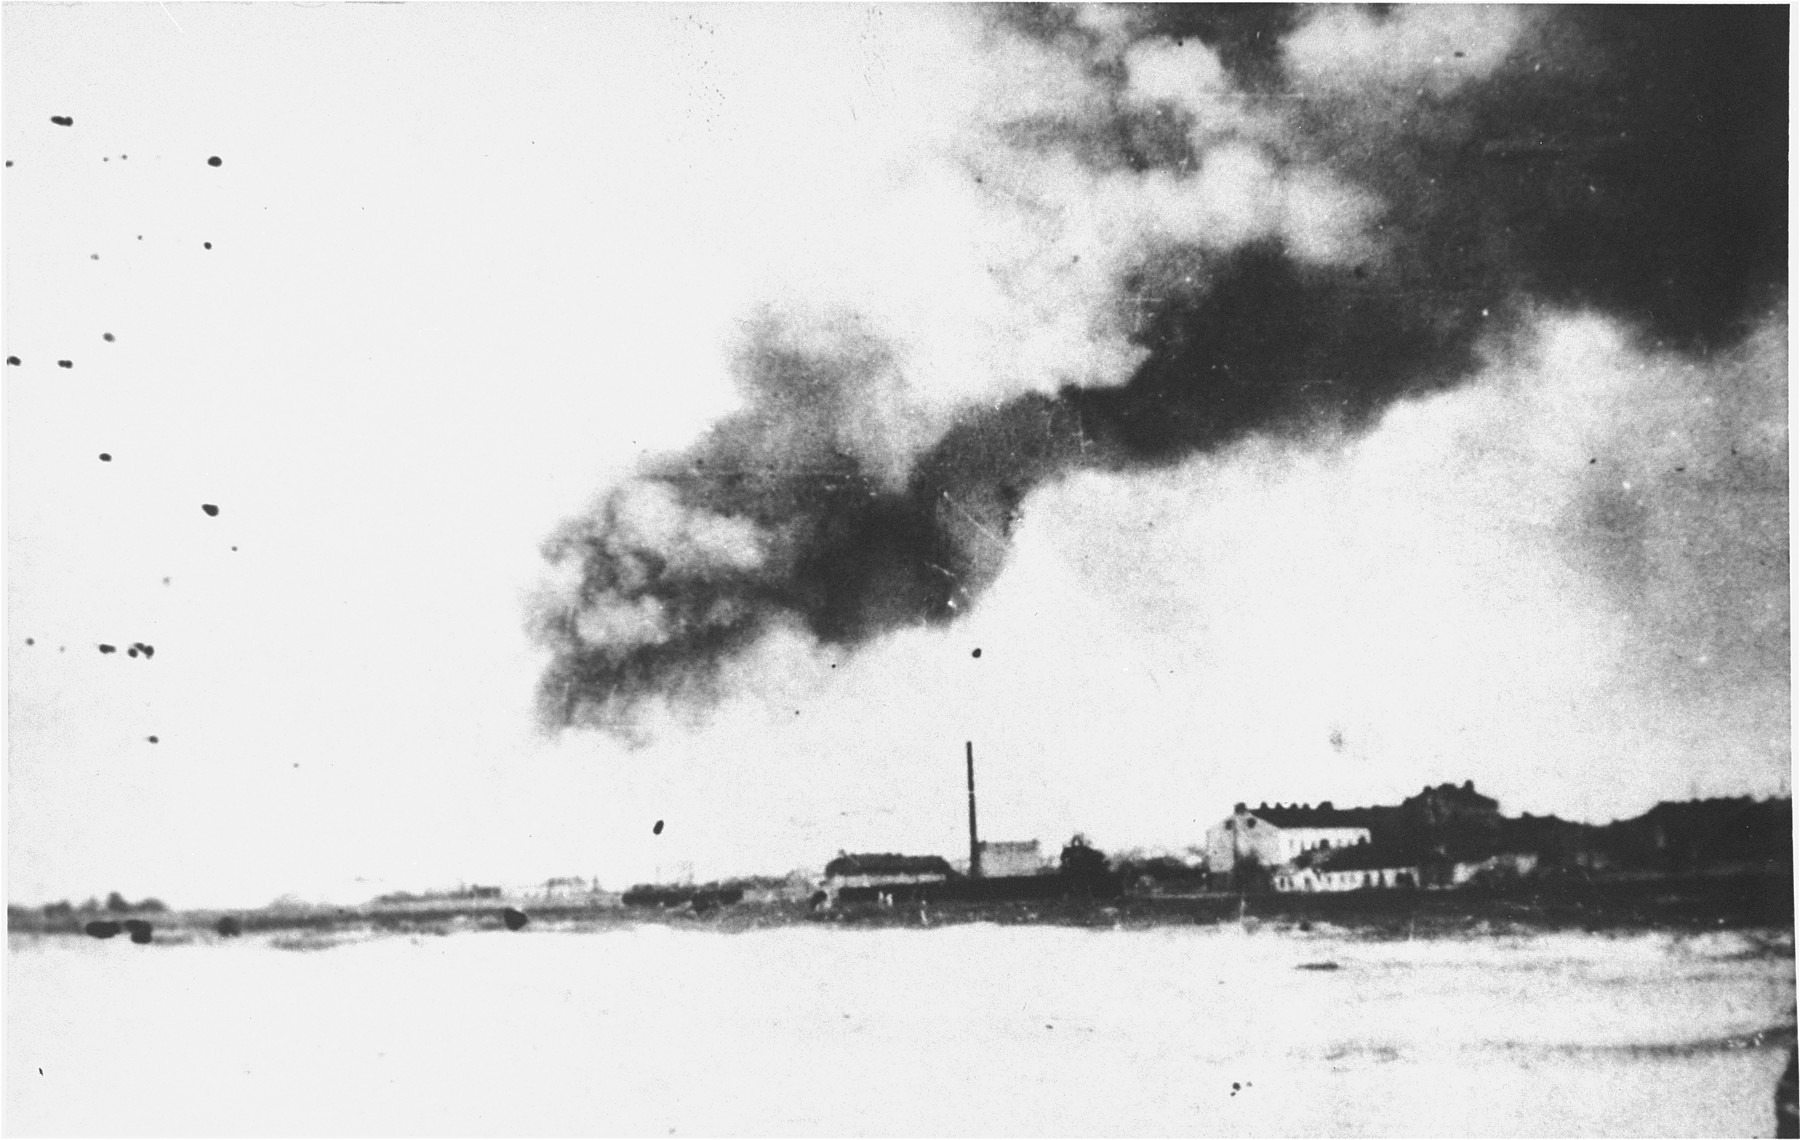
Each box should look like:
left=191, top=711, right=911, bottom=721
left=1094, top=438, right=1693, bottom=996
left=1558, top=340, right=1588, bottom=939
left=128, top=647, right=138, bottom=658
left=49, top=115, right=72, bottom=126
left=146, top=736, right=158, bottom=744
left=103, top=333, right=114, bottom=342
left=99, top=453, right=111, bottom=462
left=203, top=242, right=212, bottom=250
left=207, top=156, right=222, bottom=167
left=133, top=642, right=154, bottom=659
left=89, top=254, right=99, bottom=261
left=25, top=638, right=34, bottom=646
left=97, top=644, right=115, bottom=654
left=653, top=819, right=664, bottom=835
left=971, top=647, right=981, bottom=658
left=201, top=503, right=219, bottom=517
left=56, top=360, right=71, bottom=369
left=6, top=357, right=18, bottom=366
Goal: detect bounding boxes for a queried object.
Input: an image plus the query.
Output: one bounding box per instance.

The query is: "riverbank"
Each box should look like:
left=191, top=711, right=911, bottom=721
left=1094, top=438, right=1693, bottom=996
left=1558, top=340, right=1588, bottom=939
left=8, top=869, right=1790, bottom=943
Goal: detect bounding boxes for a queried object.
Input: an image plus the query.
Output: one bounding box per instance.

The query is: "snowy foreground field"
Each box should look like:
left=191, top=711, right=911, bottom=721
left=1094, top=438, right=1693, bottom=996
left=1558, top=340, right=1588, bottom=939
left=7, top=924, right=1795, bottom=1137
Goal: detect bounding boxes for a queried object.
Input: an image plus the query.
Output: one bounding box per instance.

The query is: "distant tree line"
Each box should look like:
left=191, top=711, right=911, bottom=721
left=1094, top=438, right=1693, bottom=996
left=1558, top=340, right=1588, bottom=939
left=41, top=892, right=167, bottom=918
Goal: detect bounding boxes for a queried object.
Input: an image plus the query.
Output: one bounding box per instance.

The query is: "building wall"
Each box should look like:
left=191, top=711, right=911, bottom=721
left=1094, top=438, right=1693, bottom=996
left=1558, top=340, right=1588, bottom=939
left=1206, top=811, right=1370, bottom=875
left=1275, top=866, right=1416, bottom=892
left=1450, top=852, right=1540, bottom=885
left=980, top=842, right=1045, bottom=877
left=822, top=872, right=947, bottom=905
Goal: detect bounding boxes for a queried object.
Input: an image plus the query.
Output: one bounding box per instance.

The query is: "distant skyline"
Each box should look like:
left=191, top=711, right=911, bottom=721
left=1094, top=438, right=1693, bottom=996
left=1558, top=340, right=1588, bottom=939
left=7, top=5, right=1787, bottom=908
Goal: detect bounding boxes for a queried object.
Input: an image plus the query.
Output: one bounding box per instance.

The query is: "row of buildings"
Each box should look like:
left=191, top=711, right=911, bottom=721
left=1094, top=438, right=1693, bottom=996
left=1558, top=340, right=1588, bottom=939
left=1203, top=782, right=1542, bottom=893
left=813, top=780, right=1544, bottom=905
left=820, top=781, right=1559, bottom=903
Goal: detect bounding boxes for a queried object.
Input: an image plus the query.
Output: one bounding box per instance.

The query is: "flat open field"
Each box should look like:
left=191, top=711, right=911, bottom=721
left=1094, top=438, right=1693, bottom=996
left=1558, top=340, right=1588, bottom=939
left=7, top=920, right=1794, bottom=1136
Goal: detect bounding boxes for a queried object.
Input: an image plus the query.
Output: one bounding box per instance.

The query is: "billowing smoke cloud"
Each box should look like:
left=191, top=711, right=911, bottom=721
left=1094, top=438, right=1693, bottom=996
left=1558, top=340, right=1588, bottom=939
left=535, top=5, right=1786, bottom=733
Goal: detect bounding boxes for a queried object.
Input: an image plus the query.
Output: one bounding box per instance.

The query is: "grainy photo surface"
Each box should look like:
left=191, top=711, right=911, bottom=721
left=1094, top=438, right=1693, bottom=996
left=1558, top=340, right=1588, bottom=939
left=4, top=4, right=1792, bottom=1136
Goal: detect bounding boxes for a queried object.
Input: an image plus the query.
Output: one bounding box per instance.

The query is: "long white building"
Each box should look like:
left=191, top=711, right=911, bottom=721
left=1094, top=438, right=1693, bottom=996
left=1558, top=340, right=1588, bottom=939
left=1205, top=802, right=1372, bottom=883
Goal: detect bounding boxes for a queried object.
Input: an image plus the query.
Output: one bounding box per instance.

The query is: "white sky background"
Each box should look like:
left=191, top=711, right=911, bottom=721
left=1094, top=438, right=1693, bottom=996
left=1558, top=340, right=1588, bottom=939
left=4, top=4, right=1788, bottom=908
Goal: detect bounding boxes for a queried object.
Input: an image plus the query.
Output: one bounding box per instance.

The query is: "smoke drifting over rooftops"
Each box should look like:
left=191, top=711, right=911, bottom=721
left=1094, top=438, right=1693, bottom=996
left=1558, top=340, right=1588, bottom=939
left=534, top=5, right=1786, bottom=734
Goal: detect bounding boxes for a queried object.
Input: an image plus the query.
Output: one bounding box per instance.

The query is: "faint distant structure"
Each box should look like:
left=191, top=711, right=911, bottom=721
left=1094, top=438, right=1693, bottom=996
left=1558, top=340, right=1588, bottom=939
left=977, top=840, right=1047, bottom=877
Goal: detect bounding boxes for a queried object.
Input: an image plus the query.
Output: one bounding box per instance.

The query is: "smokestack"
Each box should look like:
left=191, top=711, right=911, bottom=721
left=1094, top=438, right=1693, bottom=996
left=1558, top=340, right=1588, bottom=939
left=966, top=740, right=981, bottom=879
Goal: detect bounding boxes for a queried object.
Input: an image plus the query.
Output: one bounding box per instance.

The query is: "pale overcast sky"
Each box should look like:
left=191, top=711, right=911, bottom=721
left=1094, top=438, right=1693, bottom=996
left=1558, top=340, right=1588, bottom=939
left=6, top=4, right=1787, bottom=908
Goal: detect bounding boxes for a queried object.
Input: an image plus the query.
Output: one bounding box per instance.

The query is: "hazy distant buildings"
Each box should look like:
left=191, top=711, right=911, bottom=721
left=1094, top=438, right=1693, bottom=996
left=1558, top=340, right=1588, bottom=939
left=1276, top=843, right=1418, bottom=893
left=977, top=840, right=1048, bottom=877
left=1208, top=784, right=1531, bottom=892
left=1205, top=803, right=1372, bottom=888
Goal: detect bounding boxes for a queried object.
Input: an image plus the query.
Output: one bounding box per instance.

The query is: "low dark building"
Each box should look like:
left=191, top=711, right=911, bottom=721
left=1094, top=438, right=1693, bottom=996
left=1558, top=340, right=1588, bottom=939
left=821, top=853, right=953, bottom=908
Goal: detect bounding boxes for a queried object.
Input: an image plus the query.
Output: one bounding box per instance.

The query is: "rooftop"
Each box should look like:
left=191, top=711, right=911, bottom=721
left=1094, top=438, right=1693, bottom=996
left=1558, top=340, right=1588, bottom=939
left=824, top=853, right=954, bottom=879
left=1244, top=802, right=1389, bottom=830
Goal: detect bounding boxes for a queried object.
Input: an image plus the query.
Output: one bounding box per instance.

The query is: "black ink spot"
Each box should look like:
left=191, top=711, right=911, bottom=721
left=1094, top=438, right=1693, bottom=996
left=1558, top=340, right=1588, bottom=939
left=135, top=643, right=153, bottom=658
left=89, top=254, right=98, bottom=261
left=97, top=644, right=116, bottom=654
left=146, top=735, right=158, bottom=743
left=230, top=546, right=238, bottom=552
left=99, top=453, right=111, bottom=462
left=50, top=116, right=72, bottom=127
left=201, top=503, right=219, bottom=517
left=103, top=333, right=114, bottom=342
left=123, top=919, right=152, bottom=944
left=653, top=819, right=664, bottom=835
left=24, top=638, right=34, bottom=646
left=57, top=360, right=71, bottom=369
left=4, top=161, right=11, bottom=168
left=1232, top=1082, right=1240, bottom=1091
left=207, top=156, right=222, bottom=167
left=1590, top=458, right=1598, bottom=464
left=971, top=647, right=981, bottom=658
left=84, top=920, right=120, bottom=939
left=5, top=357, right=17, bottom=365
left=127, top=647, right=138, bottom=658
left=203, top=242, right=212, bottom=250
left=1454, top=50, right=1466, bottom=58
left=501, top=907, right=529, bottom=931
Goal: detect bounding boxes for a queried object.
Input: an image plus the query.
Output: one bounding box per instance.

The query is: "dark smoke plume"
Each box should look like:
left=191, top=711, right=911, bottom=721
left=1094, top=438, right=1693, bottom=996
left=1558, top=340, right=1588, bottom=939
left=536, top=5, right=1786, bottom=732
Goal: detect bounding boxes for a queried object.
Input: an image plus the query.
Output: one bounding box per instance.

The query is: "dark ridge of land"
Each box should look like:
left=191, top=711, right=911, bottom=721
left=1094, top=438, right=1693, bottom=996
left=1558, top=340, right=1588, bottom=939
left=7, top=870, right=1793, bottom=944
